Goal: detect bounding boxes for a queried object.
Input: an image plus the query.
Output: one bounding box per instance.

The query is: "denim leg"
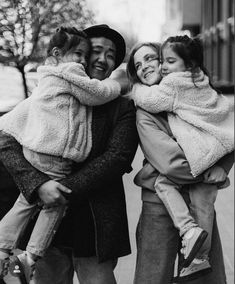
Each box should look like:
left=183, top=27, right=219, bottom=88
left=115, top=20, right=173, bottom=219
left=155, top=174, right=197, bottom=236
left=0, top=193, right=38, bottom=250
left=189, top=183, right=218, bottom=260
left=26, top=205, right=67, bottom=257
left=33, top=246, right=74, bottom=284
left=73, top=256, right=117, bottom=284
left=134, top=200, right=179, bottom=284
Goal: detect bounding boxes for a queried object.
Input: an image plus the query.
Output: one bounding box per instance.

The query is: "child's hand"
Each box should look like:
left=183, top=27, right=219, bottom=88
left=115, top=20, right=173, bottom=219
left=203, top=165, right=227, bottom=184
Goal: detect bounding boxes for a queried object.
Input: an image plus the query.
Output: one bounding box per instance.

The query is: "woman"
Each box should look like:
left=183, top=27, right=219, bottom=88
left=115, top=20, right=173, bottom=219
left=126, top=42, right=234, bottom=284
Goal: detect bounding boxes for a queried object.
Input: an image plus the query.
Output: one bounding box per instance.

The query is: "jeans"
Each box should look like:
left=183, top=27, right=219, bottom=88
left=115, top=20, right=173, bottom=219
left=33, top=246, right=117, bottom=284
left=155, top=174, right=218, bottom=259
left=134, top=197, right=226, bottom=284
left=23, top=147, right=73, bottom=179
left=0, top=194, right=67, bottom=257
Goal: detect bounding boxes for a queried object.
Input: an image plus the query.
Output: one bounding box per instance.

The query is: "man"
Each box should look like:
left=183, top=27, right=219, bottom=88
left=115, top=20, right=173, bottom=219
left=0, top=24, right=139, bottom=284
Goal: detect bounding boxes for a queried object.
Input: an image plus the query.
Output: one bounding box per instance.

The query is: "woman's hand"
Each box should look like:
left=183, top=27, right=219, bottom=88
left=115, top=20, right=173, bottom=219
left=203, top=165, right=227, bottom=184
left=38, top=180, right=72, bottom=207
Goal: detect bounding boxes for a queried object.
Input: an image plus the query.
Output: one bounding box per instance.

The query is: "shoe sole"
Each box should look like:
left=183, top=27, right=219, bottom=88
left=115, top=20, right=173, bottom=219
left=180, top=230, right=208, bottom=269
left=9, top=256, right=28, bottom=284
left=172, top=267, right=212, bottom=283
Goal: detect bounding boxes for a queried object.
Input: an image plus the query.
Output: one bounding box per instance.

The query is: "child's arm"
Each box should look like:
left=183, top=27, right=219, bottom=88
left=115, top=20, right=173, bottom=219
left=63, top=63, right=121, bottom=106
left=130, top=79, right=175, bottom=113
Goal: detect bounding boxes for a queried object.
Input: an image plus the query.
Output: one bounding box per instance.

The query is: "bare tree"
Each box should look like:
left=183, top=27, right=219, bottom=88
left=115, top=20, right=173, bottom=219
left=0, top=0, right=94, bottom=97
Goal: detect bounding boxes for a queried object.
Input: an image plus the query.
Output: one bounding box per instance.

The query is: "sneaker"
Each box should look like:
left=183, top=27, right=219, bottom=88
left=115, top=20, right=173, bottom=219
left=0, top=257, right=10, bottom=278
left=180, top=227, right=208, bottom=268
left=9, top=253, right=35, bottom=284
left=173, top=259, right=212, bottom=282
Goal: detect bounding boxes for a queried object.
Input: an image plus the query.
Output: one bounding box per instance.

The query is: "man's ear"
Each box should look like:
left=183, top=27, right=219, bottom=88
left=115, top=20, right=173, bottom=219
left=51, top=47, right=62, bottom=57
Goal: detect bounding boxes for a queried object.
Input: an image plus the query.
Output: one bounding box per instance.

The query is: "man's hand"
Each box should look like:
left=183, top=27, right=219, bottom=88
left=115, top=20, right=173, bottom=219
left=203, top=165, right=227, bottom=184
left=38, top=180, right=72, bottom=207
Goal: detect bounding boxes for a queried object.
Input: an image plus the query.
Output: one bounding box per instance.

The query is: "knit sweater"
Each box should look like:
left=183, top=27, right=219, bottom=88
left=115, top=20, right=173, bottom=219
left=0, top=62, right=121, bottom=163
left=131, top=71, right=234, bottom=177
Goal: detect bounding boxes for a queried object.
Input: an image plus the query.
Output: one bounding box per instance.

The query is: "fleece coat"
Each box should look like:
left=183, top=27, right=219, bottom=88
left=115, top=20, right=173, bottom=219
left=0, top=62, right=120, bottom=163
left=131, top=71, right=234, bottom=176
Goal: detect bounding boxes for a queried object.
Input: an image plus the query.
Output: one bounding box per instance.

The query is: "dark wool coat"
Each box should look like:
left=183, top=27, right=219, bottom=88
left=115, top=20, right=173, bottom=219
left=0, top=97, right=139, bottom=262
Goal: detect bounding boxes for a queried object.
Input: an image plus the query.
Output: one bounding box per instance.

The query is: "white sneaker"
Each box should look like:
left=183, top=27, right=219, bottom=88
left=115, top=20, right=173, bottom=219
left=180, top=227, right=208, bottom=268
left=174, top=259, right=212, bottom=282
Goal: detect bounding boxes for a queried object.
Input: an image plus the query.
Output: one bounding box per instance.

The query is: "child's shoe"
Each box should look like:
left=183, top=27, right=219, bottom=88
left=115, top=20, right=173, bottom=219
left=180, top=227, right=208, bottom=268
left=9, top=252, right=35, bottom=284
left=173, top=259, right=212, bottom=282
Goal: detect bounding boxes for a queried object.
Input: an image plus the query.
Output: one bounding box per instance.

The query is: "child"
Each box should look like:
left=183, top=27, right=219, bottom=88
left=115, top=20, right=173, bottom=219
left=130, top=35, right=234, bottom=281
left=0, top=26, right=122, bottom=282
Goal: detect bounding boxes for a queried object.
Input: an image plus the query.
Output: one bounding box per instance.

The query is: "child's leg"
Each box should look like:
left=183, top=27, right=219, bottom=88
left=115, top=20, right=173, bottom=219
left=9, top=204, right=67, bottom=282
left=154, top=174, right=197, bottom=236
left=0, top=193, right=38, bottom=253
left=189, top=183, right=218, bottom=260
left=26, top=204, right=67, bottom=258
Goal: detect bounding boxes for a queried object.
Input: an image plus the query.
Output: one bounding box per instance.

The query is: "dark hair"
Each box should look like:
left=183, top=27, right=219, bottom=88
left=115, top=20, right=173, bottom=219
left=126, top=42, right=161, bottom=88
left=47, top=26, right=91, bottom=58
left=162, top=35, right=215, bottom=88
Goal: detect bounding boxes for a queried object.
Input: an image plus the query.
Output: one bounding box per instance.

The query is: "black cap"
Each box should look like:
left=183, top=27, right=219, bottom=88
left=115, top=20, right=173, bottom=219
left=84, top=24, right=126, bottom=69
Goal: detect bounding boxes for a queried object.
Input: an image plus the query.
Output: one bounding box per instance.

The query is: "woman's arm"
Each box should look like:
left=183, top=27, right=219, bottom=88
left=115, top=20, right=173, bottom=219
left=136, top=109, right=203, bottom=184
left=137, top=109, right=234, bottom=185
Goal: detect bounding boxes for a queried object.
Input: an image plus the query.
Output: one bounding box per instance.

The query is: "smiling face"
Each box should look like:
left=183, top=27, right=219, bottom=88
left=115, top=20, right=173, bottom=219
left=161, top=44, right=187, bottom=77
left=134, top=45, right=161, bottom=86
left=61, top=39, right=90, bottom=69
left=88, top=37, right=116, bottom=80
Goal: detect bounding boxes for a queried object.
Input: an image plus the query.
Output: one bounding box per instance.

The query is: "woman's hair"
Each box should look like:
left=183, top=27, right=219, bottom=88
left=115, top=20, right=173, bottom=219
left=126, top=42, right=161, bottom=88
left=162, top=35, right=215, bottom=89
left=47, top=26, right=91, bottom=58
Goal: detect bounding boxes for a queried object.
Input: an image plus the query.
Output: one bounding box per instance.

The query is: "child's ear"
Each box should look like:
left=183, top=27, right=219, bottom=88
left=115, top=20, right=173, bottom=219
left=51, top=47, right=62, bottom=57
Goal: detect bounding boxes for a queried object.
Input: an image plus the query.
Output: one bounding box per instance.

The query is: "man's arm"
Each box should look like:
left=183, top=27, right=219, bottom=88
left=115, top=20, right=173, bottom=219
left=60, top=98, right=139, bottom=200
left=0, top=131, right=50, bottom=203
left=0, top=131, right=73, bottom=206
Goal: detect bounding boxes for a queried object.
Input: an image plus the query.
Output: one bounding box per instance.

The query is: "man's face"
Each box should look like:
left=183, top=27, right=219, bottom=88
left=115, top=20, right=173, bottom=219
left=88, top=37, right=116, bottom=80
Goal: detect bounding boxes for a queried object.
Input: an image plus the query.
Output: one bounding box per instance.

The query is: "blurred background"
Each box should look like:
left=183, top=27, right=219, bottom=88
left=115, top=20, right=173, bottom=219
left=0, top=1, right=234, bottom=284
left=0, top=0, right=234, bottom=110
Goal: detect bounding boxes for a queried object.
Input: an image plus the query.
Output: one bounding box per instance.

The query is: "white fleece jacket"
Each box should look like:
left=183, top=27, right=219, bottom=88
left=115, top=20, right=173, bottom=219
left=131, top=71, right=234, bottom=177
left=0, top=62, right=121, bottom=162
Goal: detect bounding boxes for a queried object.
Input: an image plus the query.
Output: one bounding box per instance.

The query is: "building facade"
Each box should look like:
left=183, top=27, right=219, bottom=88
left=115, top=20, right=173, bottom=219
left=163, top=0, right=234, bottom=91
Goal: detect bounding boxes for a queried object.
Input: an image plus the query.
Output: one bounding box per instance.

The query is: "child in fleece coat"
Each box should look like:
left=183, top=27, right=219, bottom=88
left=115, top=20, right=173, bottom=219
left=0, top=26, right=122, bottom=282
left=130, top=35, right=234, bottom=281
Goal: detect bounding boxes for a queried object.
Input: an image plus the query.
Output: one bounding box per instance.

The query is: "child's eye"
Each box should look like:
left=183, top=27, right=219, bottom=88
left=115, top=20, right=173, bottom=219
left=76, top=52, right=81, bottom=56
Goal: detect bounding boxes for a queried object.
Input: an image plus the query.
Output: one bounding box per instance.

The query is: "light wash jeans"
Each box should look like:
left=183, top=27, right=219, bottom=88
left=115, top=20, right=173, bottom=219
left=0, top=148, right=73, bottom=257
left=154, top=174, right=218, bottom=260
left=134, top=198, right=226, bottom=284
left=32, top=246, right=117, bottom=284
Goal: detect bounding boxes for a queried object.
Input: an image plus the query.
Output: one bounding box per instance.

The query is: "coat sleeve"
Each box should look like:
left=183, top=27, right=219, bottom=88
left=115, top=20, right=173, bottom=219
left=59, top=98, right=139, bottom=201
left=136, top=109, right=203, bottom=184
left=0, top=131, right=50, bottom=203
left=131, top=79, right=175, bottom=113
left=63, top=64, right=121, bottom=106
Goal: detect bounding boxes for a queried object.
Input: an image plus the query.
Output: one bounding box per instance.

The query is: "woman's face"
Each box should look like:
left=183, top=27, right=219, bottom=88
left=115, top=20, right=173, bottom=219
left=134, top=46, right=161, bottom=86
